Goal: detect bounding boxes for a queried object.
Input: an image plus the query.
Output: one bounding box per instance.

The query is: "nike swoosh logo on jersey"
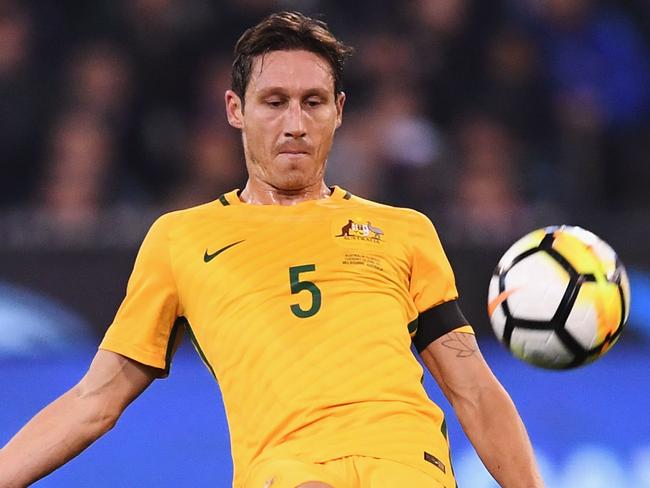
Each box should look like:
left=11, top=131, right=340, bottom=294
left=203, top=240, right=245, bottom=263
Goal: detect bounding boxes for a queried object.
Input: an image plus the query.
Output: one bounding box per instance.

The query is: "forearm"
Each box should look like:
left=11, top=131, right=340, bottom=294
left=0, top=386, right=117, bottom=488
left=454, top=381, right=543, bottom=488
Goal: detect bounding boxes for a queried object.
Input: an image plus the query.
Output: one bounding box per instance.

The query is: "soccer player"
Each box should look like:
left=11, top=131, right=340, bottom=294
left=0, top=12, right=544, bottom=488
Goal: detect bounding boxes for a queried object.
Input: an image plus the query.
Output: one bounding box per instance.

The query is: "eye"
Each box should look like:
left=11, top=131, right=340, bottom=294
left=305, top=98, right=323, bottom=108
left=265, top=99, right=284, bottom=108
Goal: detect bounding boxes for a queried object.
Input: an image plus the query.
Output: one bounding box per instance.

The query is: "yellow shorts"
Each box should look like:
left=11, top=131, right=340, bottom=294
left=243, top=456, right=448, bottom=488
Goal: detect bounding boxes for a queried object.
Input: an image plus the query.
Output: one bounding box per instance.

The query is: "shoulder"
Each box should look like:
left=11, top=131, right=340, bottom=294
left=145, top=199, right=227, bottom=241
left=346, top=193, right=437, bottom=228
left=158, top=197, right=230, bottom=226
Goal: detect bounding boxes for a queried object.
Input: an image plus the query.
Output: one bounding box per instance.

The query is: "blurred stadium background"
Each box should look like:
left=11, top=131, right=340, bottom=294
left=1, top=0, right=649, bottom=486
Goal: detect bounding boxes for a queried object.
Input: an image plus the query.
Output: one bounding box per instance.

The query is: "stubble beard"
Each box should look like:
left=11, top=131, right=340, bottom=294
left=247, top=152, right=327, bottom=193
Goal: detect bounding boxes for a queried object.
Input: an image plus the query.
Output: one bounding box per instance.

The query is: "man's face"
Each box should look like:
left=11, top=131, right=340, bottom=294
left=226, top=50, right=345, bottom=191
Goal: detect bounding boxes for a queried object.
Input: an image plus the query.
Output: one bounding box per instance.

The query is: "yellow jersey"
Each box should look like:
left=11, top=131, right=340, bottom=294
left=100, top=186, right=471, bottom=488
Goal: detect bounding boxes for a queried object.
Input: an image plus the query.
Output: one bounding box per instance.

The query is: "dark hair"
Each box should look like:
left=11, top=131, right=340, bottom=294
left=231, top=11, right=353, bottom=100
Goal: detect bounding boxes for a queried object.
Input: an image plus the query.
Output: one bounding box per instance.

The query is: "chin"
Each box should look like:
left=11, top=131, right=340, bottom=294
left=275, top=177, right=312, bottom=191
left=272, top=171, right=320, bottom=192
left=273, top=163, right=323, bottom=190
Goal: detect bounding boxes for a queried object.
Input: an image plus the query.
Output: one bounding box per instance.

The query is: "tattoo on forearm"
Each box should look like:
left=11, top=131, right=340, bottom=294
left=441, top=333, right=476, bottom=358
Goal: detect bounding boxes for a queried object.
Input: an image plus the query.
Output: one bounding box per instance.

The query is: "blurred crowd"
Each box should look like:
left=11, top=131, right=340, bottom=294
left=2, top=0, right=650, bottom=246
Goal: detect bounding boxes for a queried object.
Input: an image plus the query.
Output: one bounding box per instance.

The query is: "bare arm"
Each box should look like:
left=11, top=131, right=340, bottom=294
left=0, top=349, right=160, bottom=488
left=420, top=331, right=544, bottom=488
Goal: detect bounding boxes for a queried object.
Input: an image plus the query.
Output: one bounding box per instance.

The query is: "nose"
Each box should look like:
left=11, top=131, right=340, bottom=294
left=284, top=101, right=307, bottom=139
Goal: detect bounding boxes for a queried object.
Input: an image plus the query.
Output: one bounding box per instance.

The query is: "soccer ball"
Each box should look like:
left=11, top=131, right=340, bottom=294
left=487, top=226, right=630, bottom=369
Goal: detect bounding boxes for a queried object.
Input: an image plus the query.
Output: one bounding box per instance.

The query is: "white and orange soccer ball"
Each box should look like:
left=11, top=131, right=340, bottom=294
left=487, top=226, right=631, bottom=369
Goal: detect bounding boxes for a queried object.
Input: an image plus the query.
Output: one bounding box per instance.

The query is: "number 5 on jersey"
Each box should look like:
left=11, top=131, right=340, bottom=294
left=289, top=264, right=321, bottom=318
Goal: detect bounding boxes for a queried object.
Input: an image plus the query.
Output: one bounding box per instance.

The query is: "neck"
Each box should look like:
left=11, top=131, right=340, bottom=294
left=239, top=180, right=332, bottom=205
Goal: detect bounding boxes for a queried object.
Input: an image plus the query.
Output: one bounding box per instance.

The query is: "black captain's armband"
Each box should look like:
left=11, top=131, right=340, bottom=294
left=413, top=300, right=469, bottom=353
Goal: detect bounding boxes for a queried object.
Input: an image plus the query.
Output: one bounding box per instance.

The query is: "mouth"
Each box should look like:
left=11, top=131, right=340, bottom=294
left=278, top=143, right=311, bottom=155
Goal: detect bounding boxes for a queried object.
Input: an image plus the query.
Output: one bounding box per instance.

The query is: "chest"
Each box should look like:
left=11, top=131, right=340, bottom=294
left=172, top=211, right=413, bottom=320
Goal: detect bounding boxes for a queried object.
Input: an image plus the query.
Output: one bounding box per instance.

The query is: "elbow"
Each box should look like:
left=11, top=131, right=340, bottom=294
left=102, top=411, right=120, bottom=434
left=92, top=404, right=122, bottom=438
left=449, top=380, right=510, bottom=421
left=448, top=384, right=488, bottom=416
left=70, top=384, right=123, bottom=436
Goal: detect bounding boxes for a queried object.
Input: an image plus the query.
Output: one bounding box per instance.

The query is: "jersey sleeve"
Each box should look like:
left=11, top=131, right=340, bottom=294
left=99, top=214, right=181, bottom=373
left=409, top=212, right=473, bottom=351
left=409, top=212, right=459, bottom=311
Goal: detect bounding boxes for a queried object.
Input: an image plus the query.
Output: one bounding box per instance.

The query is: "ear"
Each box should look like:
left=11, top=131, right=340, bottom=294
left=335, top=92, right=346, bottom=129
left=225, top=90, right=244, bottom=129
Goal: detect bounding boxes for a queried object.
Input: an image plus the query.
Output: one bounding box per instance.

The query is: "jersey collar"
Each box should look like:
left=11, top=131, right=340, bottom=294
left=217, top=185, right=351, bottom=207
